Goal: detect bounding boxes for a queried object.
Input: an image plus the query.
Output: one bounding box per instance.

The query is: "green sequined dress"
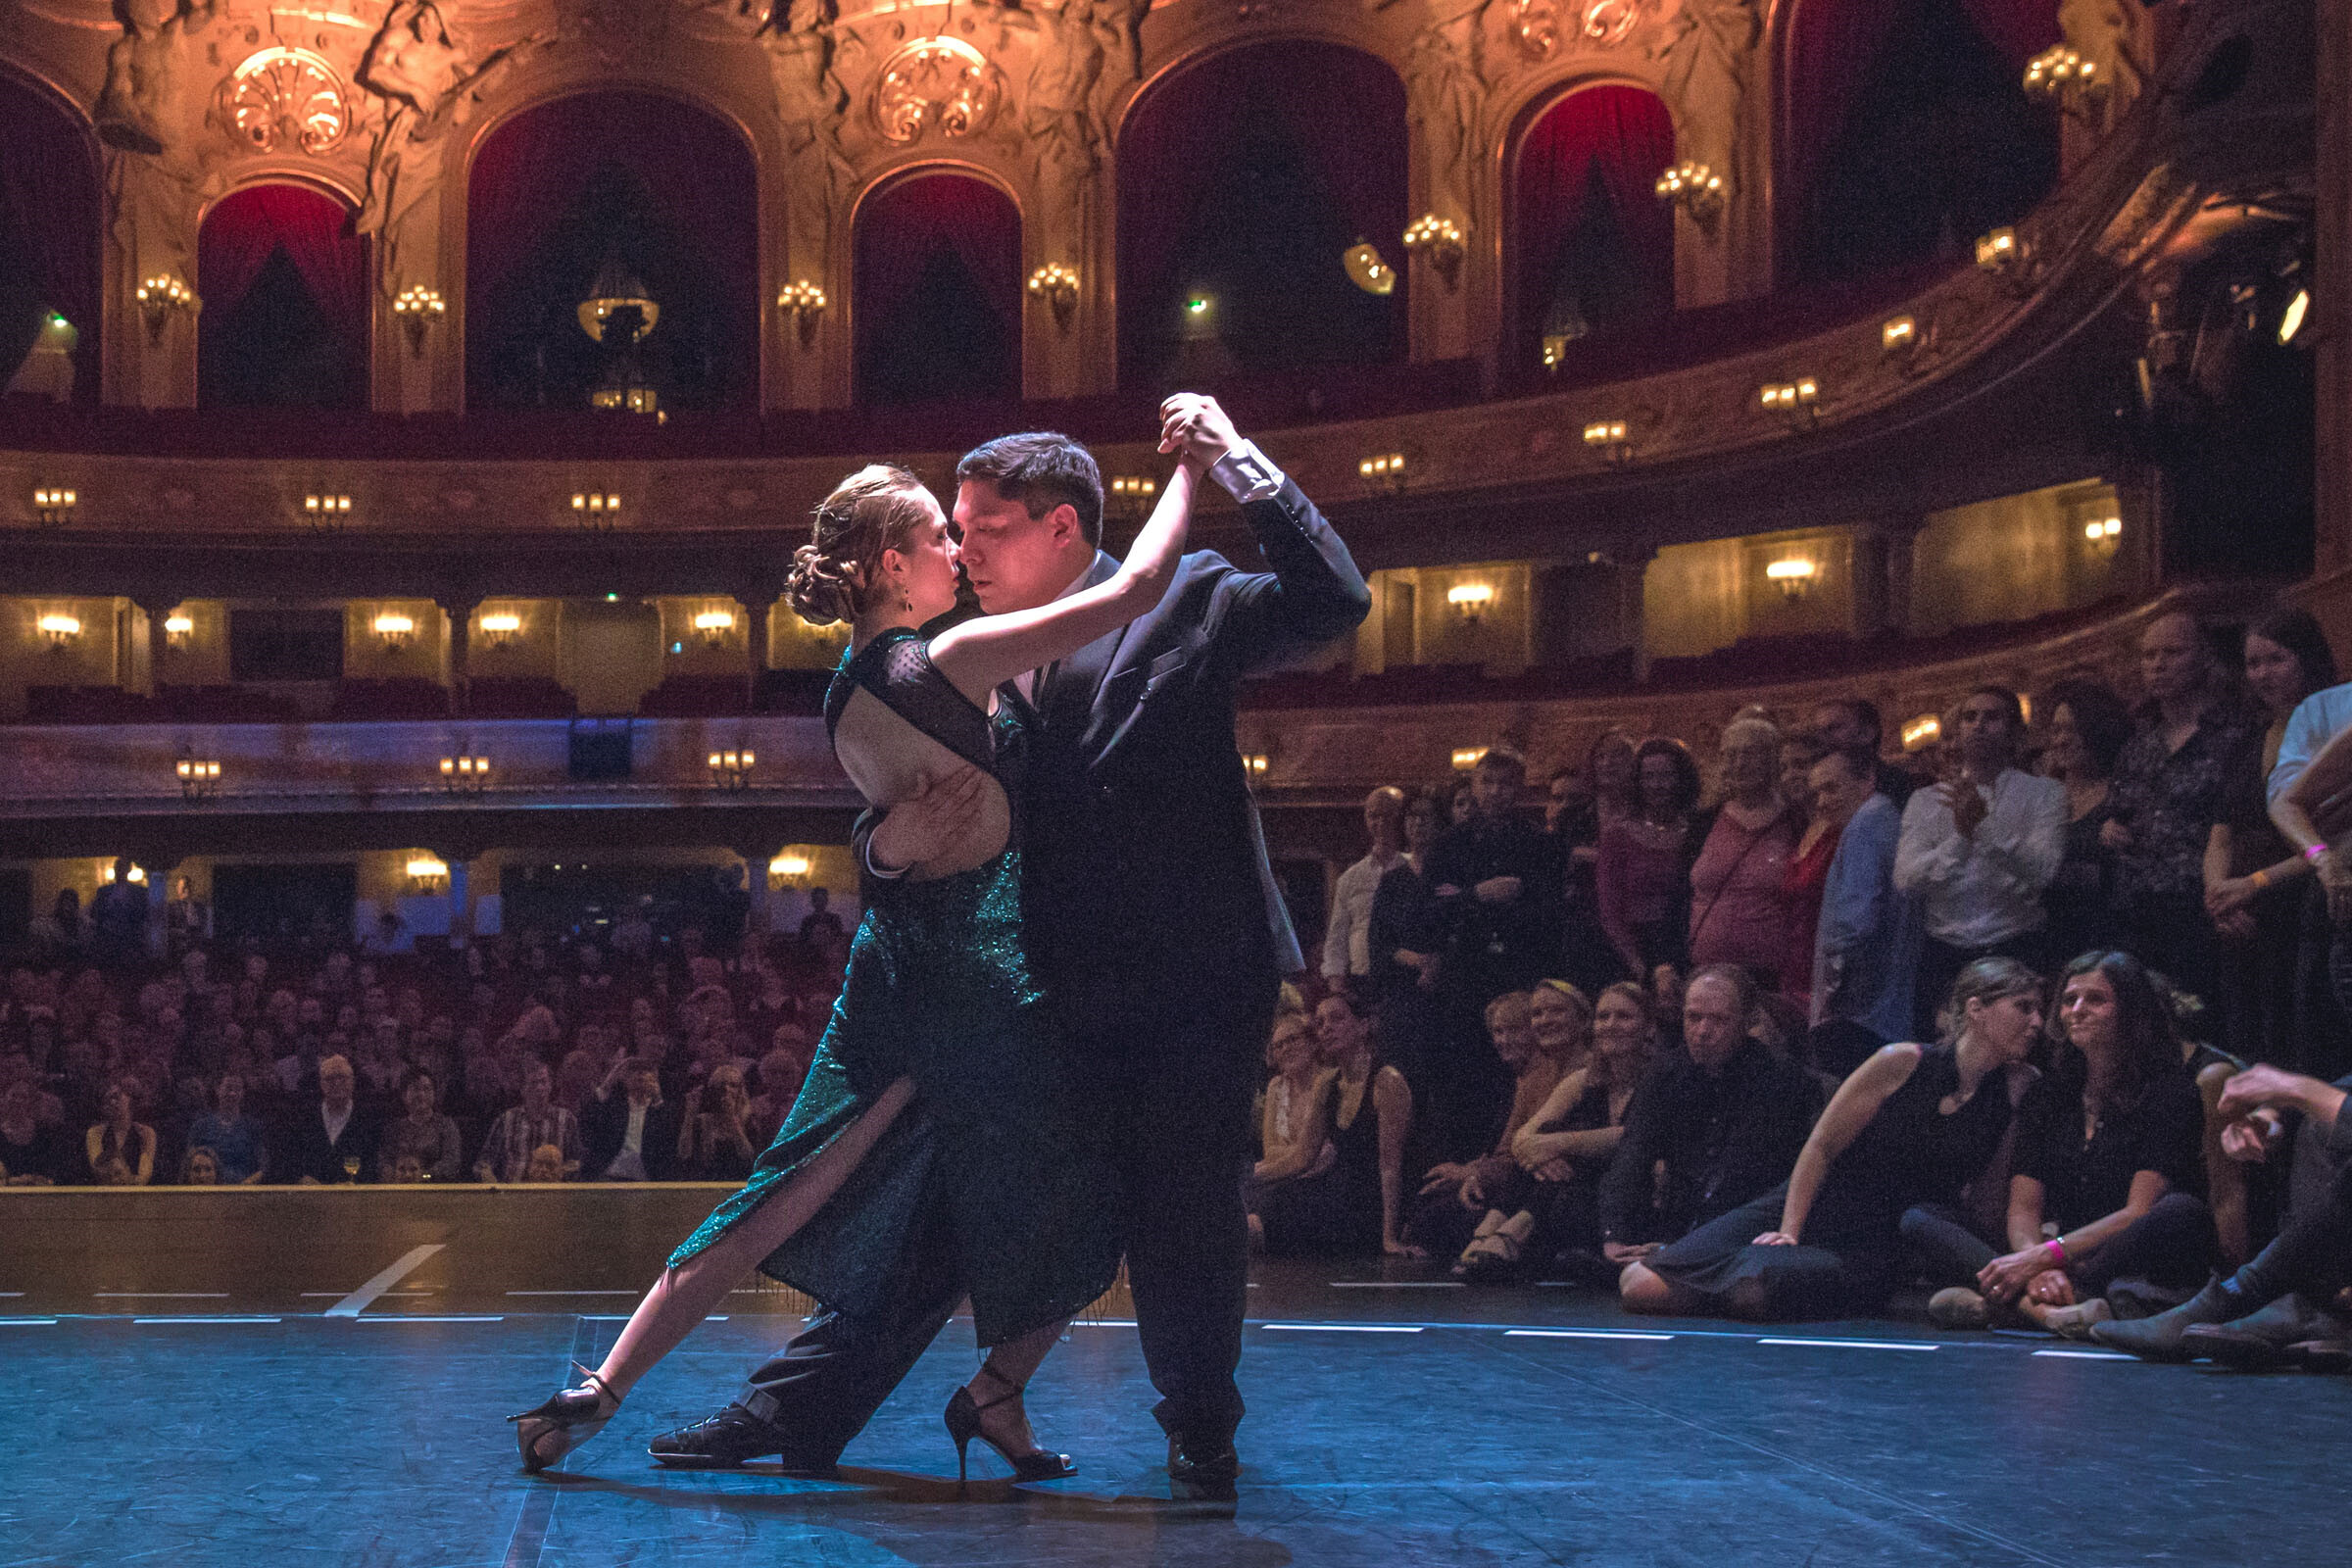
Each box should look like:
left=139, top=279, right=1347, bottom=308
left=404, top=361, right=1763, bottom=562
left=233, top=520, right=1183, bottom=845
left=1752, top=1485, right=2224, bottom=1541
left=666, top=629, right=1120, bottom=1347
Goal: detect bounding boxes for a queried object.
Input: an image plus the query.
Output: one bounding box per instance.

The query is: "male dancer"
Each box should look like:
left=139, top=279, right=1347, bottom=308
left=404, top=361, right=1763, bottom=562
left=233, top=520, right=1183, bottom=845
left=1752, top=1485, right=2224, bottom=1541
left=651, top=395, right=1369, bottom=1490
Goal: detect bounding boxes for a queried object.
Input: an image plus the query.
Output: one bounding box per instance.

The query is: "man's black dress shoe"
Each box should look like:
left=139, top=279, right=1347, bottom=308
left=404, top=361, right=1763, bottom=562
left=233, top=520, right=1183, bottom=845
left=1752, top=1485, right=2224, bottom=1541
left=1166, top=1433, right=1240, bottom=1498
left=648, top=1404, right=838, bottom=1476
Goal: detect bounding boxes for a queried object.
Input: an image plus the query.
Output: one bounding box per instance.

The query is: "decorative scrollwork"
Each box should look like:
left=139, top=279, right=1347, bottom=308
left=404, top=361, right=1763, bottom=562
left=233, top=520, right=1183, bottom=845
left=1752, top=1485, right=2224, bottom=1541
left=1581, top=0, right=1644, bottom=47
left=871, top=36, right=1001, bottom=144
left=223, top=47, right=350, bottom=155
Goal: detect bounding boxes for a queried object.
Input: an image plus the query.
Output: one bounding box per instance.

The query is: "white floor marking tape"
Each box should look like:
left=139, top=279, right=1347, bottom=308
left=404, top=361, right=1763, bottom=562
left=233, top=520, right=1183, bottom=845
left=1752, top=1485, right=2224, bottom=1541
left=1505, top=1328, right=1676, bottom=1342
left=326, top=1243, right=448, bottom=1318
left=1756, top=1338, right=1936, bottom=1351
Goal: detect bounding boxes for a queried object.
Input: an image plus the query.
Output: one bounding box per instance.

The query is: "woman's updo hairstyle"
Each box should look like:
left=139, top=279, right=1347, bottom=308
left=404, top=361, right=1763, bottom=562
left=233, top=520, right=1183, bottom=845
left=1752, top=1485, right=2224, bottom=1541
left=784, top=465, right=936, bottom=627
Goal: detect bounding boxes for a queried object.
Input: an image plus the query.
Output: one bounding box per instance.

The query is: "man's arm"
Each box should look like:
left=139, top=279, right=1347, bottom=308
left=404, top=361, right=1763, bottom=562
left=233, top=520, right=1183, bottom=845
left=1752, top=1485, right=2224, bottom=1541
left=1321, top=860, right=1362, bottom=980
left=1968, top=775, right=2067, bottom=897
left=1891, top=787, right=1962, bottom=897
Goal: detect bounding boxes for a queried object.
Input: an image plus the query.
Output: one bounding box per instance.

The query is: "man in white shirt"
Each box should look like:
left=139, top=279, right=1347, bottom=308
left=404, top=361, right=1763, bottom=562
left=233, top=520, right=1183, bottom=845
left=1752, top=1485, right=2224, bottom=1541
left=1894, top=685, right=2067, bottom=1035
left=1322, top=786, right=1407, bottom=984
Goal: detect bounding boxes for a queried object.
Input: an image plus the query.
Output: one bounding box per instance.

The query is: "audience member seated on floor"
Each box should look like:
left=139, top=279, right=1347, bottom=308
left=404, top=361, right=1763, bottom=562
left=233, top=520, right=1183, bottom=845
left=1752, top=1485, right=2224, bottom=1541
left=376, top=1066, right=464, bottom=1183
left=278, top=1054, right=378, bottom=1185
left=179, top=1145, right=221, bottom=1185
left=1405, top=990, right=1573, bottom=1259
left=677, top=1060, right=760, bottom=1182
left=1455, top=981, right=1653, bottom=1284
left=2096, top=1063, right=2352, bottom=1367
left=1807, top=746, right=1922, bottom=1078
left=1249, top=991, right=1417, bottom=1258
left=84, top=1079, right=157, bottom=1186
left=1604, top=966, right=1825, bottom=1285
left=1596, top=739, right=1702, bottom=983
left=581, top=1054, right=682, bottom=1182
left=183, top=1068, right=267, bottom=1184
left=1626, top=959, right=2043, bottom=1321
left=1688, top=715, right=1796, bottom=987
left=1248, top=1011, right=1334, bottom=1251
left=1945, top=952, right=2216, bottom=1337
left=0, top=1076, right=74, bottom=1185
left=474, top=1059, right=580, bottom=1183
left=1895, top=687, right=2067, bottom=1036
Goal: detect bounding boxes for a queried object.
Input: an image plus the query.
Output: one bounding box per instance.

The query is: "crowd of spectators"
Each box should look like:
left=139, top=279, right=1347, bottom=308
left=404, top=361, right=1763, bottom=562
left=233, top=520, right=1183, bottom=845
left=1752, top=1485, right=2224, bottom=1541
left=0, top=892, right=853, bottom=1192
left=1269, top=603, right=2352, bottom=1355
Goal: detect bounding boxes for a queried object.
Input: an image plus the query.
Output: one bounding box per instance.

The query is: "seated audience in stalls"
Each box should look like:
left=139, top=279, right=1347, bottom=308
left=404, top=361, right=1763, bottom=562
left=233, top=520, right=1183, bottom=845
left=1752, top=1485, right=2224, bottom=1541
left=1624, top=959, right=2041, bottom=1321
left=84, top=1078, right=157, bottom=1186
left=2097, top=1063, right=2352, bottom=1367
left=1603, top=966, right=1824, bottom=1285
left=1404, top=990, right=1572, bottom=1259
left=1935, top=952, right=2216, bottom=1336
left=1247, top=989, right=1416, bottom=1258
left=1453, top=981, right=1655, bottom=1284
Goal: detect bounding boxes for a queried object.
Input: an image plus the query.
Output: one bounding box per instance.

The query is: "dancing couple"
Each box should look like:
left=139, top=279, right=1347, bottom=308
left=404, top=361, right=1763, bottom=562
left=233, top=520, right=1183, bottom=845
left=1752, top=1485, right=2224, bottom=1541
left=513, top=395, right=1368, bottom=1491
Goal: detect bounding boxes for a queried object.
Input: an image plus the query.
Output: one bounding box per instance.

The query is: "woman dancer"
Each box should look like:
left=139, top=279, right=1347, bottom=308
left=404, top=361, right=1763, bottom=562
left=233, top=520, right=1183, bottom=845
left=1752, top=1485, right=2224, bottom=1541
left=514, top=412, right=1210, bottom=1479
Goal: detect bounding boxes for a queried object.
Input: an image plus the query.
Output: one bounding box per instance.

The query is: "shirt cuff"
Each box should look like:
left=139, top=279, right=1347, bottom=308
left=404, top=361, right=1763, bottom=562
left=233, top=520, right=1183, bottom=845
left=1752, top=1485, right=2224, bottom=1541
left=1210, top=440, right=1285, bottom=505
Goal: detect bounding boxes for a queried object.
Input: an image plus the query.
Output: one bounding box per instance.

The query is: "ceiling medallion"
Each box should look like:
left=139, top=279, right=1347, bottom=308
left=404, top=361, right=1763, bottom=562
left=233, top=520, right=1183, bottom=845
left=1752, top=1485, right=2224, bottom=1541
left=872, top=36, right=1002, bottom=144
left=223, top=47, right=350, bottom=155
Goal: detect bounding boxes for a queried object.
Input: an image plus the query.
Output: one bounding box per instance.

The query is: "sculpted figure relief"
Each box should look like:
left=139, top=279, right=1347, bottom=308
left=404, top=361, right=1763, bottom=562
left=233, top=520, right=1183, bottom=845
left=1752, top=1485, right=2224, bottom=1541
left=1407, top=2, right=1485, bottom=225
left=97, top=0, right=226, bottom=285
left=760, top=0, right=858, bottom=268
left=2058, top=0, right=2150, bottom=130
left=1654, top=0, right=1759, bottom=184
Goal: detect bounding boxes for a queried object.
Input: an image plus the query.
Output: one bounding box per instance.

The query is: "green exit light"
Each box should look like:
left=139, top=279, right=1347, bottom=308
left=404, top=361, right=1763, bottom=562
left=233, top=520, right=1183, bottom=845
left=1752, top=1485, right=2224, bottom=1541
left=1186, top=296, right=1209, bottom=315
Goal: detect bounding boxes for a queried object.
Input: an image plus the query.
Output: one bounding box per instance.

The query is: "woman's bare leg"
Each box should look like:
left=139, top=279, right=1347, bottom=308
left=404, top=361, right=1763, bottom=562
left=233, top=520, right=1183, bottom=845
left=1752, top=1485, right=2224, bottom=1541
left=590, top=1077, right=916, bottom=1400
left=961, top=1317, right=1069, bottom=1456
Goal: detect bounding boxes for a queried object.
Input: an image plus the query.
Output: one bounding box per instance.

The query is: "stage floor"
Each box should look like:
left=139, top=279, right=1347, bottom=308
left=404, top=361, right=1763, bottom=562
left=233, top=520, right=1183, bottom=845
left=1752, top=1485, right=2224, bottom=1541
left=4, top=1245, right=2343, bottom=1568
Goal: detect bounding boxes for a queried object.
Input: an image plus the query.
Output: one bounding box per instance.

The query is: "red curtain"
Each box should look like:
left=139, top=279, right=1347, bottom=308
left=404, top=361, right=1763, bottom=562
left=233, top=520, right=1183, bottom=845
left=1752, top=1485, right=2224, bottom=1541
left=1116, top=41, right=1407, bottom=382
left=1512, top=85, right=1676, bottom=353
left=852, top=172, right=1021, bottom=402
left=0, top=77, right=101, bottom=400
left=198, top=183, right=370, bottom=352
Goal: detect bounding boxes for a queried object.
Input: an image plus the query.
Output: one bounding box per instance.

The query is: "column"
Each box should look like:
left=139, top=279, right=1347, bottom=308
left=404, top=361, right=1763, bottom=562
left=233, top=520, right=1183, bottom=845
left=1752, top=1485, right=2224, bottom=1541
left=440, top=597, right=479, bottom=718
left=448, top=857, right=470, bottom=942
left=745, top=853, right=773, bottom=940
left=136, top=594, right=172, bottom=699
left=1618, top=547, right=1657, bottom=683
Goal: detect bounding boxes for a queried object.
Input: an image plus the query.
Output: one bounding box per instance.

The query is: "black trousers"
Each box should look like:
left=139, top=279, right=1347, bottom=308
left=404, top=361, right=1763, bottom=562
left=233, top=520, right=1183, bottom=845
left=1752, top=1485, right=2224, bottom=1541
left=735, top=1001, right=1270, bottom=1458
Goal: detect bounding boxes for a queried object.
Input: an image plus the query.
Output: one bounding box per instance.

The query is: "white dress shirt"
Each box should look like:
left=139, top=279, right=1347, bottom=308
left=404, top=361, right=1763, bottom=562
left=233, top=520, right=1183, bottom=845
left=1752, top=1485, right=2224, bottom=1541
left=1892, top=766, right=2067, bottom=948
left=1323, top=849, right=1404, bottom=978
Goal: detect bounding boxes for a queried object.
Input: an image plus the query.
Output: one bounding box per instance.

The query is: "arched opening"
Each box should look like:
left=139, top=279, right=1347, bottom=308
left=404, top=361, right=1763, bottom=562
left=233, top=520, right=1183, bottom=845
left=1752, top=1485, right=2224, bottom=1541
left=1508, top=83, right=1677, bottom=377
left=1116, top=41, right=1407, bottom=391
left=1779, top=0, right=2059, bottom=290
left=197, top=183, right=370, bottom=411
left=852, top=171, right=1021, bottom=407
left=0, top=76, right=101, bottom=405
left=466, top=91, right=760, bottom=414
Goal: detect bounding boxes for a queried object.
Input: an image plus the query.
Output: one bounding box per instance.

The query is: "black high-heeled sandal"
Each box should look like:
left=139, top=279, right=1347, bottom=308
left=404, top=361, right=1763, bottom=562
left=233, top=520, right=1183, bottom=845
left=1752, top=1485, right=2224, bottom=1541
left=510, top=1362, right=622, bottom=1474
left=943, top=1362, right=1077, bottom=1484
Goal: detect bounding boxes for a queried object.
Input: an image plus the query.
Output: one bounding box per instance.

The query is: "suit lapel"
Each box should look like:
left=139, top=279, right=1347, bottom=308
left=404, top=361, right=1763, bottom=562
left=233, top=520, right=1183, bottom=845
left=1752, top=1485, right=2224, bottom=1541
left=1038, top=551, right=1124, bottom=737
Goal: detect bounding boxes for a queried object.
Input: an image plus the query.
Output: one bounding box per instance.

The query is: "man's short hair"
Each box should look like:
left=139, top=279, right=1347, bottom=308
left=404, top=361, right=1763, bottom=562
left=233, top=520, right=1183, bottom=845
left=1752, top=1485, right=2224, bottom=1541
left=1963, top=684, right=2027, bottom=730
left=1819, top=744, right=1878, bottom=783
left=1475, top=745, right=1529, bottom=779
left=1816, top=696, right=1883, bottom=745
left=956, top=431, right=1104, bottom=547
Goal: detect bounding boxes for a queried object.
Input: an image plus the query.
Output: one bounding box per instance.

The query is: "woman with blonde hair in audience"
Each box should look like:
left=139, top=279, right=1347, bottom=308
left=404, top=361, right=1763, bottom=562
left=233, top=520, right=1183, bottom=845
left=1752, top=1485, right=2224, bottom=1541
left=1688, top=714, right=1796, bottom=987
left=1405, top=990, right=1572, bottom=1257
left=1247, top=990, right=1416, bottom=1256
left=1456, top=981, right=1652, bottom=1283
left=1246, top=1011, right=1336, bottom=1251
left=1632, top=958, right=2041, bottom=1321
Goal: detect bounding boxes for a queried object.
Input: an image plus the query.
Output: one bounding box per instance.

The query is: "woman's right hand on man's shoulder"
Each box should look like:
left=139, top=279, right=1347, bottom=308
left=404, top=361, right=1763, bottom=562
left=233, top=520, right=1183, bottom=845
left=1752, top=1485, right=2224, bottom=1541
left=869, top=763, right=988, bottom=874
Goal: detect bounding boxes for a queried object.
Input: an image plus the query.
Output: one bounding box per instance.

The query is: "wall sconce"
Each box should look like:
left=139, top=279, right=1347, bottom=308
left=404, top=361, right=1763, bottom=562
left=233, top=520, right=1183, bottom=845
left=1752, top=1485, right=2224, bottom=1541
left=570, top=492, right=622, bottom=527
left=1358, top=452, right=1407, bottom=492
left=37, top=612, right=81, bottom=650
left=165, top=612, right=194, bottom=649
left=478, top=612, right=521, bottom=648
left=175, top=756, right=221, bottom=800
left=1758, top=378, right=1820, bottom=425
left=2023, top=44, right=2101, bottom=105
left=372, top=612, right=416, bottom=651
left=1541, top=333, right=1571, bottom=373
left=303, top=493, right=352, bottom=532
left=1451, top=746, right=1489, bottom=771
left=32, top=486, right=76, bottom=526
left=1975, top=227, right=2038, bottom=293
left=2083, top=515, right=2124, bottom=557
left=709, top=747, right=757, bottom=791
left=1107, top=474, right=1157, bottom=519
left=1446, top=582, right=1494, bottom=622
left=693, top=609, right=737, bottom=648
left=405, top=856, right=450, bottom=893
left=100, top=860, right=148, bottom=885
left=135, top=274, right=198, bottom=340
left=1765, top=558, right=1819, bottom=599
left=1343, top=240, right=1396, bottom=297
left=1401, top=216, right=1466, bottom=289
left=769, top=851, right=812, bottom=888
left=1027, top=264, right=1080, bottom=328
left=1242, top=752, right=1271, bottom=781
left=1900, top=714, right=1942, bottom=753
left=777, top=279, right=827, bottom=348
left=1654, top=164, right=1725, bottom=228
left=1583, top=419, right=1632, bottom=465
left=439, top=753, right=491, bottom=795
left=392, top=284, right=445, bottom=358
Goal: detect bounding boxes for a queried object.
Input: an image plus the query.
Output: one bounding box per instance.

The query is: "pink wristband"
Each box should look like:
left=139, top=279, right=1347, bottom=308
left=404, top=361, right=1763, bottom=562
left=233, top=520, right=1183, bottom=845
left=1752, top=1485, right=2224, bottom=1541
left=2043, top=1238, right=2068, bottom=1265
left=2308, top=843, right=2331, bottom=863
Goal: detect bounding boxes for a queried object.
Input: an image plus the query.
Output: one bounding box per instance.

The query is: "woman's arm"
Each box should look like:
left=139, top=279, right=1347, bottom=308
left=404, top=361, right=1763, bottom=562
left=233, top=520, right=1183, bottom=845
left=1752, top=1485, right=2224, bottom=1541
left=1372, top=1068, right=1420, bottom=1254
left=1512, top=1069, right=1591, bottom=1168
left=928, top=455, right=1207, bottom=703
left=2044, top=1168, right=2172, bottom=1267
left=1763, top=1045, right=1919, bottom=1244
left=1978, top=1173, right=2059, bottom=1301
left=132, top=1125, right=155, bottom=1186
left=1254, top=1073, right=1336, bottom=1183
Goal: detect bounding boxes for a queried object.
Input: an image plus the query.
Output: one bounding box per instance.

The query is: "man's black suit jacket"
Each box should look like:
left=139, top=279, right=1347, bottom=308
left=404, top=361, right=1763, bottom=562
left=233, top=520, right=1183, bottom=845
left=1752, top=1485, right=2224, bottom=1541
left=274, top=1102, right=380, bottom=1185
left=579, top=1092, right=683, bottom=1181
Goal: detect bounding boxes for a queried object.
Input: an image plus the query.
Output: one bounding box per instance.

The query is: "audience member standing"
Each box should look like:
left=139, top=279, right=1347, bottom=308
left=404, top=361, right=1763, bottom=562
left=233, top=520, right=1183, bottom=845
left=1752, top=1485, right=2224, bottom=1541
left=1601, top=966, right=1823, bottom=1274
left=1555, top=732, right=1640, bottom=993
left=87, top=859, right=149, bottom=968
left=1424, top=749, right=1563, bottom=1158
left=1688, top=716, right=1796, bottom=987
left=2107, top=612, right=2259, bottom=1005
left=2039, top=678, right=2135, bottom=956
left=1596, top=739, right=1702, bottom=984
left=1895, top=686, right=2066, bottom=1036
left=2206, top=608, right=2339, bottom=1066
left=1367, top=787, right=1446, bottom=1091
left=1810, top=697, right=1917, bottom=808
left=1322, top=787, right=1409, bottom=986
left=1808, top=748, right=1921, bottom=1076
left=1779, top=737, right=1843, bottom=1018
